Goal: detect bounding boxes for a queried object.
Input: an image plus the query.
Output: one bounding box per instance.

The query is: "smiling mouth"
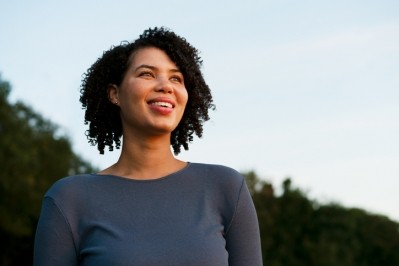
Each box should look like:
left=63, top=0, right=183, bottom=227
left=149, top=102, right=174, bottom=108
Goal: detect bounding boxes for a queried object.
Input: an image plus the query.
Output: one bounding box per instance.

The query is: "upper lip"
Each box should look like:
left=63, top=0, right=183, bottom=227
left=147, top=97, right=175, bottom=108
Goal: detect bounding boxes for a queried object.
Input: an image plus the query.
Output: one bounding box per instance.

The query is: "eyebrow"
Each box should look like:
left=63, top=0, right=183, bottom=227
left=134, top=64, right=181, bottom=73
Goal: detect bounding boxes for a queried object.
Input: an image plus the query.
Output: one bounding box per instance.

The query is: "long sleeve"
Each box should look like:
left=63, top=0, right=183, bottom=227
left=225, top=180, right=263, bottom=266
left=33, top=197, right=79, bottom=266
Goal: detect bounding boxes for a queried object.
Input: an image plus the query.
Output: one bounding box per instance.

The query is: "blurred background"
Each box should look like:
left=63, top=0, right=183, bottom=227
left=1, top=0, right=398, bottom=265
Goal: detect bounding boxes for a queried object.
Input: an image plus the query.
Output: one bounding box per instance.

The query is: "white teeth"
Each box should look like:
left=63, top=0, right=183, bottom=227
left=151, top=102, right=173, bottom=108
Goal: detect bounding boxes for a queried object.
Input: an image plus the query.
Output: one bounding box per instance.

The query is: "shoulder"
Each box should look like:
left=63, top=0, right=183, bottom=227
left=189, top=163, right=243, bottom=180
left=188, top=163, right=245, bottom=192
left=44, top=174, right=94, bottom=202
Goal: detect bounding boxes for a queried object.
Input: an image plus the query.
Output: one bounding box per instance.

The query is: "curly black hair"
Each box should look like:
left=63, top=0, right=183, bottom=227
left=80, top=27, right=215, bottom=155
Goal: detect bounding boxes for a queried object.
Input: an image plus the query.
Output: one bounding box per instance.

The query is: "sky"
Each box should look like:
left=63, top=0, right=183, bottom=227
left=1, top=0, right=398, bottom=221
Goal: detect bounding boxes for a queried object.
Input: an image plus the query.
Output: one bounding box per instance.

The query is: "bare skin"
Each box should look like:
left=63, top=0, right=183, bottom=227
left=99, top=47, right=188, bottom=180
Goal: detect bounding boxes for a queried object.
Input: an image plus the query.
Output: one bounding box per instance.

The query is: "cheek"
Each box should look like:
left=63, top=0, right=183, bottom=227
left=120, top=83, right=144, bottom=102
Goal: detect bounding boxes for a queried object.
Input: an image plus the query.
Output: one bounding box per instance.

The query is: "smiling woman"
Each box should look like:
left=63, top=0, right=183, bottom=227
left=33, top=27, right=262, bottom=266
left=79, top=27, right=214, bottom=156
left=107, top=47, right=188, bottom=139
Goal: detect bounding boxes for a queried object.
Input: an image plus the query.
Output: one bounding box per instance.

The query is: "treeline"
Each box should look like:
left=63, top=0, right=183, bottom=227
left=1, top=75, right=399, bottom=265
left=0, top=75, right=97, bottom=265
left=243, top=171, right=399, bottom=265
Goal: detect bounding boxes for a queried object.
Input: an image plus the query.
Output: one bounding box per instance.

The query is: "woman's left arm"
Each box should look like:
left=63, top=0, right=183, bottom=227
left=225, top=180, right=263, bottom=266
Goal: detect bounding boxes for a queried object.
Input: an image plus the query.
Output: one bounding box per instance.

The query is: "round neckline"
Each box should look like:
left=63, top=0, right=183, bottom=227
left=91, top=162, right=192, bottom=182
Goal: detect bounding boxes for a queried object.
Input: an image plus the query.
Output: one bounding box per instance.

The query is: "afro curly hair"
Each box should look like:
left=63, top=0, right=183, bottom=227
left=80, top=27, right=215, bottom=155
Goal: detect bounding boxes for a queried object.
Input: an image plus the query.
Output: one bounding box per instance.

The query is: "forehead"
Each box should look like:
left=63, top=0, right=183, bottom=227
left=128, top=47, right=177, bottom=68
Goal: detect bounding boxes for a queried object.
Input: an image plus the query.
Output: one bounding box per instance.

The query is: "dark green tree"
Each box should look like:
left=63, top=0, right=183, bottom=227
left=0, top=74, right=97, bottom=265
left=242, top=171, right=399, bottom=266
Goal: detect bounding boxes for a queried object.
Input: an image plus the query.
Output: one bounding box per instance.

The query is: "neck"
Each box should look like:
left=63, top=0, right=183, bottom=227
left=101, top=132, right=186, bottom=180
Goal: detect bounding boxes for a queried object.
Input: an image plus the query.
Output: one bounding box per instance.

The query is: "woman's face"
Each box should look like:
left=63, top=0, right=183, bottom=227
left=108, top=47, right=188, bottom=137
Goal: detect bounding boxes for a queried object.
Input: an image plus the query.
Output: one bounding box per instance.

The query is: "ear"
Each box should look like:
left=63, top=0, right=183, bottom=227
left=107, top=84, right=119, bottom=105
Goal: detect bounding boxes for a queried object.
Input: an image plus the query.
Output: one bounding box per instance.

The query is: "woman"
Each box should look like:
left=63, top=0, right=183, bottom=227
left=34, top=27, right=262, bottom=266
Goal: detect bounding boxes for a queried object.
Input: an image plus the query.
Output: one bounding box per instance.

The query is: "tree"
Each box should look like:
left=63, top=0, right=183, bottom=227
left=0, top=74, right=97, bottom=265
left=242, top=171, right=399, bottom=266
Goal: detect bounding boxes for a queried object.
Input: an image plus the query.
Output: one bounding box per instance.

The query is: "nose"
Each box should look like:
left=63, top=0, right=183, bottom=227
left=155, top=76, right=173, bottom=94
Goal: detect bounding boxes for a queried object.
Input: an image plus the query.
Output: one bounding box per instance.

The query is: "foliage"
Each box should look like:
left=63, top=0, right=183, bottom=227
left=243, top=171, right=399, bottom=266
left=0, top=74, right=97, bottom=265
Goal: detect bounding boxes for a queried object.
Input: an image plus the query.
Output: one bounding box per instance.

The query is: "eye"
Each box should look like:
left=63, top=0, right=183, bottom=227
left=138, top=71, right=154, bottom=78
left=170, top=75, right=183, bottom=83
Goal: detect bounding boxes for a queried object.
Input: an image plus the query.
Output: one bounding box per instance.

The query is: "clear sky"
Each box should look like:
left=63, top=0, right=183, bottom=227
left=1, top=0, right=398, bottom=221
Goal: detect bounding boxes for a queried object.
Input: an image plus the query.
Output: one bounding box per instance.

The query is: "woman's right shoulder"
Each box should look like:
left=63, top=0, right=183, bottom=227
left=44, top=174, right=94, bottom=200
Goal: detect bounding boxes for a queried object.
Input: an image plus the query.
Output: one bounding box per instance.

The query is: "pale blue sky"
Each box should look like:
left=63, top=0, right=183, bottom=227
left=1, top=0, right=398, bottom=220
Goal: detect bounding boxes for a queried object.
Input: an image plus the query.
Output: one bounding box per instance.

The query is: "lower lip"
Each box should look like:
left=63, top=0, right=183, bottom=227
left=148, top=104, right=174, bottom=115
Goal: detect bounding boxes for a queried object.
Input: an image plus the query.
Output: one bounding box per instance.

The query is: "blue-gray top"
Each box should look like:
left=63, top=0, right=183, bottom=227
left=34, top=163, right=262, bottom=265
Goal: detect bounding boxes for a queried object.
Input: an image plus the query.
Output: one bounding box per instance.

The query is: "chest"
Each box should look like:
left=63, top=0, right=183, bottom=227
left=75, top=189, right=229, bottom=265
